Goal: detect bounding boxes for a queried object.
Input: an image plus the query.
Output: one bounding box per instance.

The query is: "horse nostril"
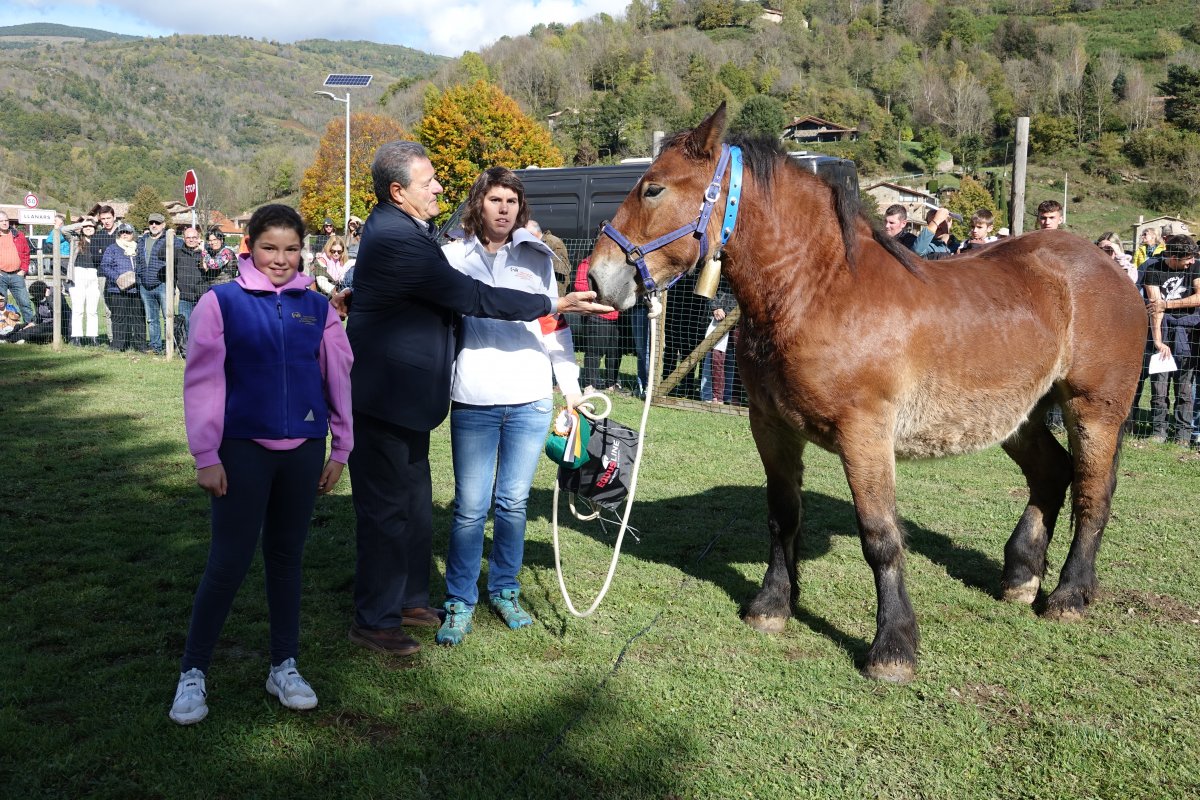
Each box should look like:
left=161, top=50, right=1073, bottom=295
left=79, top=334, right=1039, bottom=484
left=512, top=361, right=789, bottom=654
left=587, top=273, right=600, bottom=295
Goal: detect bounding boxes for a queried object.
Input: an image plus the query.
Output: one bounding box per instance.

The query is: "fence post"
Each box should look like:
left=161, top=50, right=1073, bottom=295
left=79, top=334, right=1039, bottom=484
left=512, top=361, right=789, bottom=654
left=1010, top=117, right=1029, bottom=236
left=165, top=228, right=176, bottom=360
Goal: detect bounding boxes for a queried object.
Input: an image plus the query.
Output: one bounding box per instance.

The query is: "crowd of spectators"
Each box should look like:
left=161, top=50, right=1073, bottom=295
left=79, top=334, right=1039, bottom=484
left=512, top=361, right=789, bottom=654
left=0, top=206, right=348, bottom=354
left=3, top=198, right=1195, bottom=448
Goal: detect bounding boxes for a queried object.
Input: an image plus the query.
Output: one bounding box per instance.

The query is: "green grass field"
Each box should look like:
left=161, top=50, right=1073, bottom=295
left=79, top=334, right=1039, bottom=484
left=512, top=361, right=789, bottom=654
left=2, top=347, right=1199, bottom=799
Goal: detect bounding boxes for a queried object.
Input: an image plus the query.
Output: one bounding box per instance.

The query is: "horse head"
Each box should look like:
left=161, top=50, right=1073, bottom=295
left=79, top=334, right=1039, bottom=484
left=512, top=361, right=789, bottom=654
left=588, top=104, right=730, bottom=310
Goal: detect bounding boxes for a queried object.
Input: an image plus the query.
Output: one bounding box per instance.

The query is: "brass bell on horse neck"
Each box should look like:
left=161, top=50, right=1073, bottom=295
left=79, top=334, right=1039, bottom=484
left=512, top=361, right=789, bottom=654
left=694, top=253, right=722, bottom=299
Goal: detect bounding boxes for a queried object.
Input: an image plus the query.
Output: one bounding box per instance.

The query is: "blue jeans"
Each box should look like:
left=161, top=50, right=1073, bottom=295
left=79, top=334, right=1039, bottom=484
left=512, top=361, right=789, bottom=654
left=627, top=304, right=650, bottom=395
left=0, top=271, right=33, bottom=323
left=139, top=283, right=167, bottom=352
left=445, top=399, right=553, bottom=608
left=177, top=298, right=196, bottom=354
left=1193, top=374, right=1199, bottom=442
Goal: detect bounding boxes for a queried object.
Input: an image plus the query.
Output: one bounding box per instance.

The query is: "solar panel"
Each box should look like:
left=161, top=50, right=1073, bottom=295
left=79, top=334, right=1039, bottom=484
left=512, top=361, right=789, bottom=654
left=324, top=74, right=373, bottom=88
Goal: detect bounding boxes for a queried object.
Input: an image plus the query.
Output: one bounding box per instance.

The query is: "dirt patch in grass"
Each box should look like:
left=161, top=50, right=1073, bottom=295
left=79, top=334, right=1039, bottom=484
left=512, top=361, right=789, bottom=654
left=1107, top=589, right=1200, bottom=625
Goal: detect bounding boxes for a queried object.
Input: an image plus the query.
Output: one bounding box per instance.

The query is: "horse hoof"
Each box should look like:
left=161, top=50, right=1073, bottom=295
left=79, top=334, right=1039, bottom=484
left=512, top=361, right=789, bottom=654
left=863, top=661, right=915, bottom=684
left=742, top=614, right=787, bottom=634
left=1002, top=579, right=1039, bottom=606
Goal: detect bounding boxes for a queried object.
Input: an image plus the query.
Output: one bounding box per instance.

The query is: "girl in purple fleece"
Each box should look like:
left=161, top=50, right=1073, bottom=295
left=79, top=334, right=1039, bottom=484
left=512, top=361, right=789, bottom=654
left=168, top=204, right=353, bottom=726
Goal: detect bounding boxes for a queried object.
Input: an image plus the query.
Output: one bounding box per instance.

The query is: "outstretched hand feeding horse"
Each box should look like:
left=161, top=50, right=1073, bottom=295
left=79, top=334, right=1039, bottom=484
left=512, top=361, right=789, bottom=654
left=587, top=104, right=1146, bottom=683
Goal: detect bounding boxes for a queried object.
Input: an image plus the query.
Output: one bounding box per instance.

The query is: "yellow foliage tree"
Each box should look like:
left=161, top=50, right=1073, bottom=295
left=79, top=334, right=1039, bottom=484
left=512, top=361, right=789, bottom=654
left=299, top=112, right=410, bottom=232
left=417, top=80, right=563, bottom=223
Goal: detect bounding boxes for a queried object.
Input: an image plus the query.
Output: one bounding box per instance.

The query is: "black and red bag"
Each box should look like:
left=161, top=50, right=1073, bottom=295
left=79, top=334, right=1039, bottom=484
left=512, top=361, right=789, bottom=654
left=557, top=416, right=641, bottom=511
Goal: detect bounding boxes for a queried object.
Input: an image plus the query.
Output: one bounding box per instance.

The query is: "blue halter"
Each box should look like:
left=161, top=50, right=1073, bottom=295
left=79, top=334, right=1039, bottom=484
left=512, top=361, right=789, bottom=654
left=601, top=143, right=744, bottom=293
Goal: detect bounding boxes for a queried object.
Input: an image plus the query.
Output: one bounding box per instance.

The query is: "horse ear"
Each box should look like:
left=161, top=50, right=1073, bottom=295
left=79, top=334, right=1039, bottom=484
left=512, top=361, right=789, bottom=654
left=684, top=103, right=727, bottom=160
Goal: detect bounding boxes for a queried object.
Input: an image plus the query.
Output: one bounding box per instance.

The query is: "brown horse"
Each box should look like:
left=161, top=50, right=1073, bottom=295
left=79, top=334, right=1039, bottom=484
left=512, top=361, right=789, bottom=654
left=587, top=105, right=1146, bottom=683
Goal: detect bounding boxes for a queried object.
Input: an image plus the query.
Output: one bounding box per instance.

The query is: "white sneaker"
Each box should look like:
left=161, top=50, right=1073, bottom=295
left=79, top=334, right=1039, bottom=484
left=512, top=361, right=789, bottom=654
left=169, top=668, right=208, bottom=725
left=265, top=658, right=318, bottom=710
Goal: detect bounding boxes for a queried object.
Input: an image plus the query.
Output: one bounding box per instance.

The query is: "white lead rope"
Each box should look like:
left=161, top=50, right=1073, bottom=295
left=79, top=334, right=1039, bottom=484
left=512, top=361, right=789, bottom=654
left=552, top=295, right=662, bottom=617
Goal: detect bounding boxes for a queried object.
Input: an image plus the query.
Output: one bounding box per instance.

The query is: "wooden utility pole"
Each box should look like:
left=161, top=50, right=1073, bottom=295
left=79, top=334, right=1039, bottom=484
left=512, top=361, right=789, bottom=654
left=1010, top=117, right=1029, bottom=236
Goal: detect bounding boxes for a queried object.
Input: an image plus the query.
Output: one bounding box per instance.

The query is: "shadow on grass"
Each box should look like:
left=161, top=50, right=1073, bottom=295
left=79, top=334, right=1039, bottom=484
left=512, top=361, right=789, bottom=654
left=0, top=350, right=704, bottom=799
left=521, top=477, right=1007, bottom=671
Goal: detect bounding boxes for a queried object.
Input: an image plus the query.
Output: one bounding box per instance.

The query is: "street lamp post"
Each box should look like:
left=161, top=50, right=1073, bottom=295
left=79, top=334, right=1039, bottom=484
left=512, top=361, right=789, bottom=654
left=315, top=74, right=373, bottom=235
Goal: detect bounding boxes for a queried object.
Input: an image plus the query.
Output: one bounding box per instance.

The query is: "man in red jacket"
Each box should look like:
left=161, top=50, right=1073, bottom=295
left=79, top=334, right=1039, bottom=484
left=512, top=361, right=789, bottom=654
left=0, top=211, right=33, bottom=323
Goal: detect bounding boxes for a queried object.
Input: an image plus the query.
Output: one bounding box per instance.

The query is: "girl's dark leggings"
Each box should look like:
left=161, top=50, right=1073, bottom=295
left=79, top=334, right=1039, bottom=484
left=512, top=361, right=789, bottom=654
left=181, top=438, right=324, bottom=673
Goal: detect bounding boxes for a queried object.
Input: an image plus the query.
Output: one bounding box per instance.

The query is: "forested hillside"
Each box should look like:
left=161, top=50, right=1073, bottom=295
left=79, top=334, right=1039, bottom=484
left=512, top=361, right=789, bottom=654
left=2, top=2, right=1199, bottom=224
left=378, top=0, right=1200, bottom=221
left=0, top=27, right=444, bottom=215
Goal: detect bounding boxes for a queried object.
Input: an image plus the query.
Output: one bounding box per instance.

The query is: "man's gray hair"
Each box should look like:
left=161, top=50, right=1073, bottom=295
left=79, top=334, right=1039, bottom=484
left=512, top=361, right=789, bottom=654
left=372, top=141, right=428, bottom=204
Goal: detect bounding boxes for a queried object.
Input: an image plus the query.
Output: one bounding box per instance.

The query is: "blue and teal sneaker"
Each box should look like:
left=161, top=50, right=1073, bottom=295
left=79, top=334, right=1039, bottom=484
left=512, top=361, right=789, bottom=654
left=435, top=601, right=474, bottom=646
left=489, top=589, right=533, bottom=629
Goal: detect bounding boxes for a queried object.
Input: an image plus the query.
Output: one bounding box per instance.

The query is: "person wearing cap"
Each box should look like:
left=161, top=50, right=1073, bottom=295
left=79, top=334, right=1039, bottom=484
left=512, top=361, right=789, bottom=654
left=99, top=222, right=147, bottom=352
left=311, top=217, right=337, bottom=256
left=135, top=212, right=172, bottom=354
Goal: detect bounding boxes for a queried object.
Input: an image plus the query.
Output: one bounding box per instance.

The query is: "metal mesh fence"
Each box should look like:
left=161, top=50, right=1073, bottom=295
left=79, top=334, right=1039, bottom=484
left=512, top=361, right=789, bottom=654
left=8, top=232, right=1193, bottom=446
left=554, top=237, right=1197, bottom=439
left=560, top=238, right=745, bottom=416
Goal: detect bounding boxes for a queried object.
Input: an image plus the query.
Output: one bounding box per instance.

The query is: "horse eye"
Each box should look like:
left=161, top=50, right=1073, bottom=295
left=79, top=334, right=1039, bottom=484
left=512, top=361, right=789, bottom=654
left=643, top=184, right=665, bottom=199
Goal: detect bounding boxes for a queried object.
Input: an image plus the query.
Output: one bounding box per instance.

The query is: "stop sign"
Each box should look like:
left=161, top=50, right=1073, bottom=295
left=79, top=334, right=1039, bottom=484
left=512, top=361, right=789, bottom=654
left=183, top=169, right=198, bottom=208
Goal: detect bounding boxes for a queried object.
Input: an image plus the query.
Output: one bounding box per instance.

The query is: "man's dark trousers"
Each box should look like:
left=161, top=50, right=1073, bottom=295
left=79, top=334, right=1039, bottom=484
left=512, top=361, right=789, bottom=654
left=350, top=412, right=433, bottom=630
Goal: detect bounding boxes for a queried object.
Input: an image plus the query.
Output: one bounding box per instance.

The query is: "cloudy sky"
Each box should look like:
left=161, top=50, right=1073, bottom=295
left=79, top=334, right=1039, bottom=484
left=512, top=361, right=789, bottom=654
left=5, top=0, right=630, bottom=56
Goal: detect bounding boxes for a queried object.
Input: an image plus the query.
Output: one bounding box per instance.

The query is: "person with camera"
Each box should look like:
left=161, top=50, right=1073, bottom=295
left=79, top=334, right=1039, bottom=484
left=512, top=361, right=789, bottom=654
left=912, top=207, right=957, bottom=258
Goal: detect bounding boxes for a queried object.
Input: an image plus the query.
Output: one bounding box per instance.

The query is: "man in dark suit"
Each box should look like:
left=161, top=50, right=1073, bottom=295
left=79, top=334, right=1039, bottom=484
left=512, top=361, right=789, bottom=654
left=346, top=141, right=612, bottom=656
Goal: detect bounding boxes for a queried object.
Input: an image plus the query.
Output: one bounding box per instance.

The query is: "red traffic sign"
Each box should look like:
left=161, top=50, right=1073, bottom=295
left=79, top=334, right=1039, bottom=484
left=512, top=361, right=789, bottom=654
left=183, top=169, right=199, bottom=208
left=23, top=193, right=38, bottom=209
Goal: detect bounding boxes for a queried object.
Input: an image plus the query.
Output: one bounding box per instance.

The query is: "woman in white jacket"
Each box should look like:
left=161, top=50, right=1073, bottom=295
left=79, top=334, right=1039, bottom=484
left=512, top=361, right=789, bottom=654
left=436, top=167, right=582, bottom=645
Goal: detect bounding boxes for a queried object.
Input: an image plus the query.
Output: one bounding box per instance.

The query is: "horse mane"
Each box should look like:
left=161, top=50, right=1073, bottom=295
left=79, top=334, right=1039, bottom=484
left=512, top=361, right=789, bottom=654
left=723, top=134, right=921, bottom=277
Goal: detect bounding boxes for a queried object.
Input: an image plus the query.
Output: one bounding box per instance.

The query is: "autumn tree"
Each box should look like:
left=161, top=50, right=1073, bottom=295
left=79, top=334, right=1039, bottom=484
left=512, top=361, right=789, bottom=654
left=126, top=185, right=168, bottom=233
left=417, top=80, right=562, bottom=221
left=299, top=112, right=410, bottom=232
